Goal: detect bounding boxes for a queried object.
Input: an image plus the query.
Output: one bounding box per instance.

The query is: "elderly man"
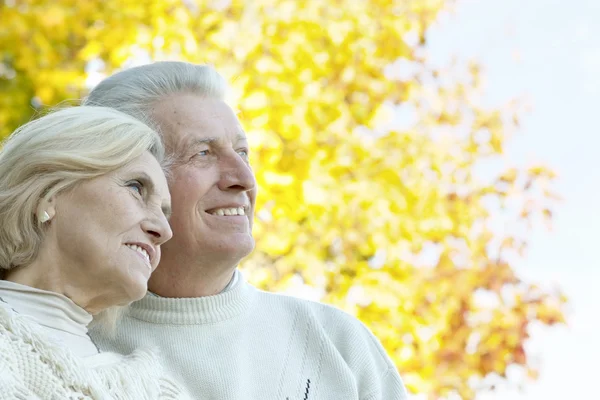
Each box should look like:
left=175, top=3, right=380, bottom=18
left=86, top=61, right=407, bottom=400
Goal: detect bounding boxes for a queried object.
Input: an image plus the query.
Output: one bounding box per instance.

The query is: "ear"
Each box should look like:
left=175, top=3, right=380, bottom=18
left=36, top=195, right=56, bottom=223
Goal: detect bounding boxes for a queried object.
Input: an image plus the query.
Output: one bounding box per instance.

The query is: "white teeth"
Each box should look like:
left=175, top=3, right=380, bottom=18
left=126, top=244, right=150, bottom=267
left=210, top=207, right=246, bottom=216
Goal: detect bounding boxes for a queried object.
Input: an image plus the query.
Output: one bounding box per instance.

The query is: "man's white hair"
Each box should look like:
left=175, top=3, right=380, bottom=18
left=82, top=61, right=228, bottom=132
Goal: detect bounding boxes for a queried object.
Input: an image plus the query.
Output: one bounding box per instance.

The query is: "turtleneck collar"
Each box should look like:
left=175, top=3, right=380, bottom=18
left=0, top=279, right=99, bottom=357
left=128, top=270, right=255, bottom=325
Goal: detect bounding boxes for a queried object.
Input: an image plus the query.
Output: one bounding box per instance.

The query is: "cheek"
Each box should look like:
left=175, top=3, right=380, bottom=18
left=104, top=198, right=139, bottom=223
left=169, top=170, right=211, bottom=208
left=166, top=177, right=211, bottom=238
left=93, top=196, right=145, bottom=238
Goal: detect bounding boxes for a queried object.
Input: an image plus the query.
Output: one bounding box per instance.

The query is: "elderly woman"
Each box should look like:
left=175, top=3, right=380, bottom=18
left=0, top=107, right=190, bottom=399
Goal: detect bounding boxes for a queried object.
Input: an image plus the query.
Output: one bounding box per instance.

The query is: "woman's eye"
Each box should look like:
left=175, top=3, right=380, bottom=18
left=197, top=150, right=210, bottom=156
left=237, top=149, right=249, bottom=158
left=127, top=181, right=143, bottom=195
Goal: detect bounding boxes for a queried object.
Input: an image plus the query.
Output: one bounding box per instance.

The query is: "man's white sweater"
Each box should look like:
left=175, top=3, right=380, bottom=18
left=90, top=273, right=407, bottom=400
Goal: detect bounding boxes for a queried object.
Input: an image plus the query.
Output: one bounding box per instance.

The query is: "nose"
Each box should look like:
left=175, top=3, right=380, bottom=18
left=141, top=211, right=173, bottom=246
left=217, top=151, right=256, bottom=193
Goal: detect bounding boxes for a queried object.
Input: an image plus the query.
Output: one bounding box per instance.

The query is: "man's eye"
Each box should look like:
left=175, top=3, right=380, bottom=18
left=237, top=149, right=249, bottom=158
left=197, top=150, right=210, bottom=156
left=127, top=180, right=143, bottom=195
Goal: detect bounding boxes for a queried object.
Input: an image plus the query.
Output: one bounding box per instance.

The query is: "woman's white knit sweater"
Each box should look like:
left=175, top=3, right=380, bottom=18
left=0, top=281, right=191, bottom=400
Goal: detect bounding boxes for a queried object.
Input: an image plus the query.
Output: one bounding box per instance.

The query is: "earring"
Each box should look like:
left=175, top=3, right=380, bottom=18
left=39, top=211, right=50, bottom=223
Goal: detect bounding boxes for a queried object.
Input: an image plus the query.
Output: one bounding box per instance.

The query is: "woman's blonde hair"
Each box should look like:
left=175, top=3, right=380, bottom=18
left=0, top=106, right=164, bottom=272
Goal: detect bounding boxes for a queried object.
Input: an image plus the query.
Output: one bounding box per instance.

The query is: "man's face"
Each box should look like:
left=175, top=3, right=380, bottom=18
left=151, top=94, right=257, bottom=269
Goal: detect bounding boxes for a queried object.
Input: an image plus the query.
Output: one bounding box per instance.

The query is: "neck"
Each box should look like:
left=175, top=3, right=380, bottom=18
left=148, top=261, right=236, bottom=298
left=3, top=264, right=121, bottom=315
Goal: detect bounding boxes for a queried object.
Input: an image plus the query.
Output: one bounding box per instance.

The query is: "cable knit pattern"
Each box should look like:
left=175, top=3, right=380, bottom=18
left=91, top=272, right=408, bottom=400
left=0, top=306, right=191, bottom=400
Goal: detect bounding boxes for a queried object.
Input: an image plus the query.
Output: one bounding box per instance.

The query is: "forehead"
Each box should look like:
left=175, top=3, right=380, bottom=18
left=152, top=95, right=246, bottom=147
left=115, top=153, right=169, bottom=192
left=65, top=152, right=170, bottom=203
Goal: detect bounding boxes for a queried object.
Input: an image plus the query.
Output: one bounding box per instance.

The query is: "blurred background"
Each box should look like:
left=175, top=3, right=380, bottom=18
left=0, top=0, right=594, bottom=399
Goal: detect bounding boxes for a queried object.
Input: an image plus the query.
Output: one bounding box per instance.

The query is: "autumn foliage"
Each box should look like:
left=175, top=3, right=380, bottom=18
left=0, top=1, right=566, bottom=398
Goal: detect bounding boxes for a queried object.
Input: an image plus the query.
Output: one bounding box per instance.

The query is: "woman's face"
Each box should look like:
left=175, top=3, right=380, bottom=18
left=43, top=151, right=172, bottom=310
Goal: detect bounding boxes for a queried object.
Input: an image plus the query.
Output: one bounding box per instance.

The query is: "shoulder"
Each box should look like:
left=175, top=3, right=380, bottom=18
left=0, top=307, right=53, bottom=399
left=254, top=290, right=405, bottom=398
left=0, top=306, right=190, bottom=399
left=0, top=304, right=39, bottom=348
left=255, top=289, right=377, bottom=333
left=0, top=305, right=67, bottom=358
left=0, top=363, right=34, bottom=400
left=0, top=307, right=20, bottom=369
left=254, top=290, right=394, bottom=368
left=0, top=348, right=37, bottom=399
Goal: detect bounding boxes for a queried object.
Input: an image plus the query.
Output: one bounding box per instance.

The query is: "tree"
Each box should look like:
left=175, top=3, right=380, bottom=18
left=0, top=0, right=566, bottom=398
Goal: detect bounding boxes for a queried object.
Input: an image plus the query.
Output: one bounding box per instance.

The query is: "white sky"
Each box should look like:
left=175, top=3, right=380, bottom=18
left=425, top=0, right=599, bottom=398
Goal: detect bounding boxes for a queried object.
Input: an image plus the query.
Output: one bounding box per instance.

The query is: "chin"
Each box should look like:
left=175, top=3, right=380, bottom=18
left=216, top=235, right=255, bottom=264
left=123, top=281, right=149, bottom=304
left=236, top=235, right=255, bottom=257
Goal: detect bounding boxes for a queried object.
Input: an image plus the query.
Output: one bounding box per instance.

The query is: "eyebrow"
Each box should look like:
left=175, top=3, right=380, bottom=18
left=188, top=133, right=248, bottom=147
left=134, top=172, right=172, bottom=219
